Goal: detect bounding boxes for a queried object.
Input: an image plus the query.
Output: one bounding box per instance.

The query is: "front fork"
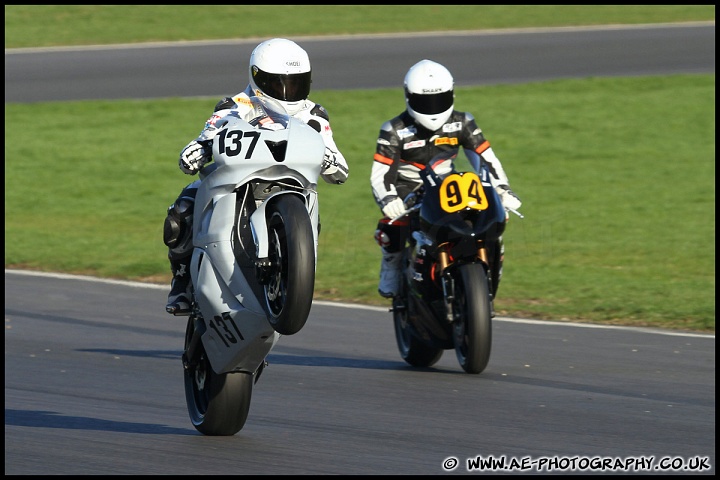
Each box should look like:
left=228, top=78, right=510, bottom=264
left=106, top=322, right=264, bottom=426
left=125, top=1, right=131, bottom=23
left=438, top=241, right=491, bottom=323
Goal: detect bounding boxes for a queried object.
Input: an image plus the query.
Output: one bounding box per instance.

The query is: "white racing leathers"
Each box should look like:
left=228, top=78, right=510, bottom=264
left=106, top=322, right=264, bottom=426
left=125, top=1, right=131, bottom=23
left=199, top=86, right=349, bottom=185
left=164, top=86, right=348, bottom=314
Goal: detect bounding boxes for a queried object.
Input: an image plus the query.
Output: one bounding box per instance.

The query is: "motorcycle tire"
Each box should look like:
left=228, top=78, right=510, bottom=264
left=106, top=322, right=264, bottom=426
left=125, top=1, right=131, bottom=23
left=183, top=316, right=254, bottom=435
left=452, top=263, right=492, bottom=374
left=392, top=253, right=443, bottom=368
left=264, top=194, right=315, bottom=336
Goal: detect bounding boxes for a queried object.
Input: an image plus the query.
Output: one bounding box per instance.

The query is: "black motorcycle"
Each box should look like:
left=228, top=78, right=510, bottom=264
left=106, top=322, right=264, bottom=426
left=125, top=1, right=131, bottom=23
left=391, top=154, right=521, bottom=374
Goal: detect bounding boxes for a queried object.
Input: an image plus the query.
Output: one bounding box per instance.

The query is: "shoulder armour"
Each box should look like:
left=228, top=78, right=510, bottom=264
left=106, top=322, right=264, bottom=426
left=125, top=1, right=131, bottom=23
left=459, top=110, right=475, bottom=122
left=214, top=97, right=235, bottom=112
left=310, top=103, right=330, bottom=121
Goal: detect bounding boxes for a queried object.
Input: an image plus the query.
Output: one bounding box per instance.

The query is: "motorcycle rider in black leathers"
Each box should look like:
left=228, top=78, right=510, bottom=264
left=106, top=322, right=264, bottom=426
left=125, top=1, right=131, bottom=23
left=163, top=38, right=349, bottom=315
left=371, top=59, right=521, bottom=298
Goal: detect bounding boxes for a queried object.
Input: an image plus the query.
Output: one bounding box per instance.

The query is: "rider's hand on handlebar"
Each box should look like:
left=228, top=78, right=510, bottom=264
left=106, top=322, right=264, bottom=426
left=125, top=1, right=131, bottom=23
left=179, top=140, right=211, bottom=175
left=321, top=147, right=339, bottom=173
left=382, top=197, right=407, bottom=219
left=496, top=185, right=522, bottom=212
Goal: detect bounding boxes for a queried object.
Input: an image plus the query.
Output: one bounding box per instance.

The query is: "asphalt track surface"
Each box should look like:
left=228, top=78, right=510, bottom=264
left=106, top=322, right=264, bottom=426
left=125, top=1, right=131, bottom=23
left=4, top=23, right=716, bottom=102
left=4, top=25, right=716, bottom=475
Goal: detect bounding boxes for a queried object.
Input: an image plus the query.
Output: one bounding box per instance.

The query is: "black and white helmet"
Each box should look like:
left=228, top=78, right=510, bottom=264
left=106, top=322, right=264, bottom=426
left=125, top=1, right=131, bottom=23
left=404, top=59, right=455, bottom=131
left=249, top=38, right=312, bottom=116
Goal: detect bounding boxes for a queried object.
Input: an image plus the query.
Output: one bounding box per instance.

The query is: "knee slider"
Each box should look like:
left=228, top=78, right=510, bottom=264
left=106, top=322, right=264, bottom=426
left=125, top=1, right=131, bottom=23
left=374, top=229, right=391, bottom=249
left=375, top=222, right=407, bottom=253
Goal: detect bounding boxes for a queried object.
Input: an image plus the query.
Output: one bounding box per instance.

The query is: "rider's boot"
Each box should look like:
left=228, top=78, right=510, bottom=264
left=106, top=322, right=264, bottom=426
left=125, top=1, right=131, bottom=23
left=378, top=250, right=403, bottom=298
left=166, top=256, right=192, bottom=315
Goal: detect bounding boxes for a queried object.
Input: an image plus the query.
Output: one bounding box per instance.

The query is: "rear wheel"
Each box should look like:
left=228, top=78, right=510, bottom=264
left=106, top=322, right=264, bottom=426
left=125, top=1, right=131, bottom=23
left=452, top=263, right=492, bottom=374
left=265, top=195, right=316, bottom=335
left=183, top=315, right=254, bottom=436
left=393, top=249, right=443, bottom=368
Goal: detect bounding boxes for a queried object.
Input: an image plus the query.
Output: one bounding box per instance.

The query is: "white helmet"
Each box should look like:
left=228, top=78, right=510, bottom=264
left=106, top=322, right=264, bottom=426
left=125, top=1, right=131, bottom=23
left=248, top=38, right=312, bottom=116
left=404, top=59, right=455, bottom=131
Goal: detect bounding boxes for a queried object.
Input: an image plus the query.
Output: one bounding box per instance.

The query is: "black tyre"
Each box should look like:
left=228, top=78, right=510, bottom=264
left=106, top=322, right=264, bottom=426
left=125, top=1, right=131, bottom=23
left=452, top=263, right=492, bottom=374
left=393, top=250, right=443, bottom=368
left=265, top=195, right=316, bottom=335
left=183, top=316, right=254, bottom=436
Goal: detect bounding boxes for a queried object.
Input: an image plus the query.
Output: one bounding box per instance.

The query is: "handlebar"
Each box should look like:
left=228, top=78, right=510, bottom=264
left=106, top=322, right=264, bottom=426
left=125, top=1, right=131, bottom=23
left=507, top=208, right=524, bottom=219
left=387, top=203, right=421, bottom=225
left=390, top=204, right=523, bottom=224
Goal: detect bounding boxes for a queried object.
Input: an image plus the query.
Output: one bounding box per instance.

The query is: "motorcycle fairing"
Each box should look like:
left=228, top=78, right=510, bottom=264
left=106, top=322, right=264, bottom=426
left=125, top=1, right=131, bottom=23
left=419, top=163, right=506, bottom=244
left=188, top=99, right=325, bottom=375
left=190, top=192, right=277, bottom=375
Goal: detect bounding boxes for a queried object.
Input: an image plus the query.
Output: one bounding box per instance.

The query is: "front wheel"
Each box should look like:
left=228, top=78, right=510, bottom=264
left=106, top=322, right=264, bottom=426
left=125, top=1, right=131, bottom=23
left=264, top=195, right=316, bottom=336
left=183, top=316, right=254, bottom=435
left=452, top=263, right=492, bottom=374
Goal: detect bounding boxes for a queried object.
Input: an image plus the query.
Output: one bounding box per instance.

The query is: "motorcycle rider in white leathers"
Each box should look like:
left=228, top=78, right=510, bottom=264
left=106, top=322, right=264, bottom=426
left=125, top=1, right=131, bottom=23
left=164, top=38, right=349, bottom=315
left=371, top=59, right=521, bottom=298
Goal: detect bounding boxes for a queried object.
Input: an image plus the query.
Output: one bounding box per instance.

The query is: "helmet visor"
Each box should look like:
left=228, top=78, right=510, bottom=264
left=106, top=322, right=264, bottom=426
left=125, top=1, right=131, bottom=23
left=406, top=89, right=454, bottom=115
left=253, top=67, right=312, bottom=102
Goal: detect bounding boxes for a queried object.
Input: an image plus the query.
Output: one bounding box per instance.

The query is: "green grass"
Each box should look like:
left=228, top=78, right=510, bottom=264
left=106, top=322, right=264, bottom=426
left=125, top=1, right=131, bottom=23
left=4, top=5, right=715, bottom=48
left=5, top=76, right=715, bottom=332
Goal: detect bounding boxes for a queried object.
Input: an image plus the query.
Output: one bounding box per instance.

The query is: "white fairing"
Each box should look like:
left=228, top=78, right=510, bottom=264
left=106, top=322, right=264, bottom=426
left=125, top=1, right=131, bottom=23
left=190, top=96, right=325, bottom=374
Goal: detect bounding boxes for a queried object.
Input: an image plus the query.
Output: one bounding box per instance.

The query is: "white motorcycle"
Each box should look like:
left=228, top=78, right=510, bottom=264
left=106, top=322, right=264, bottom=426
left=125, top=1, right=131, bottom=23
left=181, top=95, right=325, bottom=435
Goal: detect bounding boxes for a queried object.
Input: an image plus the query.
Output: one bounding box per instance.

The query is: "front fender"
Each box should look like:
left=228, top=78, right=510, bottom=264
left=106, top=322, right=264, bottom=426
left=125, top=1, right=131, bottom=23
left=251, top=190, right=314, bottom=259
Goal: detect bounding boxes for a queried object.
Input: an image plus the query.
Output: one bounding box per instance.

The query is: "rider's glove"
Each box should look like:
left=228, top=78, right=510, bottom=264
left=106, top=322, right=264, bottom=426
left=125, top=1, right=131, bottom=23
left=382, top=196, right=407, bottom=219
left=321, top=147, right=348, bottom=184
left=321, top=147, right=340, bottom=174
left=496, top=184, right=522, bottom=212
left=179, top=140, right=211, bottom=175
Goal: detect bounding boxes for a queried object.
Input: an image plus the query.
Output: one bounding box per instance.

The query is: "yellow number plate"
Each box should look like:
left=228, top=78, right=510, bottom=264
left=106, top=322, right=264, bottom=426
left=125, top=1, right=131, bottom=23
left=439, top=172, right=488, bottom=213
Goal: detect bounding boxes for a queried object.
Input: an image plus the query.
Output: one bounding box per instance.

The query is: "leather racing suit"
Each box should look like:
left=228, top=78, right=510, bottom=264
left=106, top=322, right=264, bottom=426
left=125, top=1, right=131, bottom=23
left=163, top=85, right=349, bottom=314
left=370, top=109, right=516, bottom=298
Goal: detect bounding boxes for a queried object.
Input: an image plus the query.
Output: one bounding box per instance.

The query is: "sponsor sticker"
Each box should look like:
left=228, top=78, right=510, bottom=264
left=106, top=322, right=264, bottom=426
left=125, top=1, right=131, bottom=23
left=404, top=140, right=426, bottom=149
left=397, top=126, right=417, bottom=139
left=434, top=137, right=459, bottom=146
left=443, top=122, right=462, bottom=133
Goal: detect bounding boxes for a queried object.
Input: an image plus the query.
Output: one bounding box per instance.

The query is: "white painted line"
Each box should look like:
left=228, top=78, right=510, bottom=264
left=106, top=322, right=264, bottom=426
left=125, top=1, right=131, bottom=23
left=5, top=269, right=713, bottom=338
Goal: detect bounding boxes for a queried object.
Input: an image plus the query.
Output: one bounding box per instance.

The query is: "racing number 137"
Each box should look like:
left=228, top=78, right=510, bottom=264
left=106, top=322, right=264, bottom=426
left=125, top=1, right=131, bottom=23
left=217, top=129, right=260, bottom=159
